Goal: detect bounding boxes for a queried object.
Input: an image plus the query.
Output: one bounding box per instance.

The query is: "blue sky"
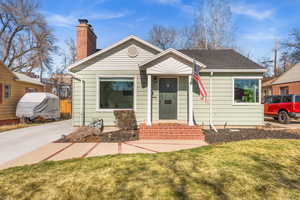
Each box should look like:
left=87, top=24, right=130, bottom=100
left=39, top=0, right=300, bottom=66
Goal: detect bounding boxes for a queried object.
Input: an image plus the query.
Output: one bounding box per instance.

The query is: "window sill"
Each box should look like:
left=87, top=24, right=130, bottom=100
left=96, top=108, right=134, bottom=112
left=232, top=103, right=262, bottom=106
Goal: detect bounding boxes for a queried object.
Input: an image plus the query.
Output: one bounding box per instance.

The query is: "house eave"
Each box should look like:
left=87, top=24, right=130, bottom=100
left=139, top=48, right=207, bottom=69
left=201, top=68, right=267, bottom=73
left=68, top=35, right=163, bottom=72
left=14, top=79, right=44, bottom=86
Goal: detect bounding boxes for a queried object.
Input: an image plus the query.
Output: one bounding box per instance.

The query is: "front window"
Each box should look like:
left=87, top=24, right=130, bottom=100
left=99, top=77, right=134, bottom=109
left=4, top=85, right=11, bottom=98
left=234, top=78, right=259, bottom=104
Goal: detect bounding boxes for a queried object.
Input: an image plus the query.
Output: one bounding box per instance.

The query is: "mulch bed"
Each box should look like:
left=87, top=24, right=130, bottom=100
left=55, top=127, right=138, bottom=143
left=204, top=129, right=300, bottom=144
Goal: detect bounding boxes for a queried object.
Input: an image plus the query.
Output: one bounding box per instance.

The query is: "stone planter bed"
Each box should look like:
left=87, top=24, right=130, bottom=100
left=204, top=128, right=300, bottom=144
left=55, top=127, right=138, bottom=143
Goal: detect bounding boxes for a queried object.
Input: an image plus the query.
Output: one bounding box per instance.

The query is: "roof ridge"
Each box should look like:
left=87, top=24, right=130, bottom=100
left=177, top=48, right=234, bottom=51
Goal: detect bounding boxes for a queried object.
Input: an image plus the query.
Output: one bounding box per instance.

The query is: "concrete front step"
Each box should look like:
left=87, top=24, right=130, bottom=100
left=139, top=123, right=205, bottom=140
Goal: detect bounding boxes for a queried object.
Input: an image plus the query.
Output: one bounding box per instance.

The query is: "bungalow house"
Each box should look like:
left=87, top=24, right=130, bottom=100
left=265, top=63, right=300, bottom=95
left=69, top=19, right=266, bottom=133
left=0, top=62, right=44, bottom=125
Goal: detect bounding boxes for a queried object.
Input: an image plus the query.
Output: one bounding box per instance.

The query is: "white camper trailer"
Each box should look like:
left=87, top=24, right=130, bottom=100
left=16, top=93, right=60, bottom=121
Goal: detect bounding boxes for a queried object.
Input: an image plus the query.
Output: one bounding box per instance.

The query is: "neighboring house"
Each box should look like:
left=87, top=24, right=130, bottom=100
left=69, top=19, right=266, bottom=127
left=262, top=77, right=277, bottom=100
left=42, top=74, right=72, bottom=99
left=270, top=63, right=300, bottom=95
left=0, top=62, right=44, bottom=125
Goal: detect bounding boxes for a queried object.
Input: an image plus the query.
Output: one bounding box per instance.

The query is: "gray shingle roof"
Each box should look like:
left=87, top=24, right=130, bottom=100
left=178, top=49, right=263, bottom=69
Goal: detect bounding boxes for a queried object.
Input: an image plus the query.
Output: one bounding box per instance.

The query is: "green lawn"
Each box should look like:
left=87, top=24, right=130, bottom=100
left=0, top=139, right=300, bottom=200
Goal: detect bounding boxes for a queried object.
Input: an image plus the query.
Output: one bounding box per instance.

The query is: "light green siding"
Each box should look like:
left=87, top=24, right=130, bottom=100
left=193, top=73, right=264, bottom=126
left=73, top=71, right=263, bottom=126
left=72, top=70, right=148, bottom=126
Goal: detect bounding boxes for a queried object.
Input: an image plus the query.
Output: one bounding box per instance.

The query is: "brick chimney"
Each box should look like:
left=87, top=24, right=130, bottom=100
left=76, top=19, right=97, bottom=60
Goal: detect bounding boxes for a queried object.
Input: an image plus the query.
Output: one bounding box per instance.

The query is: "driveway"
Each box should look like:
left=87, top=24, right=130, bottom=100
left=0, top=120, right=75, bottom=165
left=265, top=117, right=300, bottom=129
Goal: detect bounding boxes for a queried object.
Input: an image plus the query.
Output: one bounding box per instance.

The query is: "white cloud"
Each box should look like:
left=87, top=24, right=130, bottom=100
left=231, top=3, right=273, bottom=20
left=243, top=32, right=280, bottom=41
left=87, top=11, right=131, bottom=20
left=46, top=14, right=75, bottom=28
left=147, top=0, right=196, bottom=15
left=45, top=10, right=130, bottom=28
left=150, top=0, right=181, bottom=4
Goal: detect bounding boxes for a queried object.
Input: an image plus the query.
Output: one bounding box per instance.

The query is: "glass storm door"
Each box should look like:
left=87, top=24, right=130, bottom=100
left=159, top=78, right=177, bottom=119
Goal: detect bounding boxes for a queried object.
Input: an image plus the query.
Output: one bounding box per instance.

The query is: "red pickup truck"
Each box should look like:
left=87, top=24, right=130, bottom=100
left=264, top=95, right=300, bottom=124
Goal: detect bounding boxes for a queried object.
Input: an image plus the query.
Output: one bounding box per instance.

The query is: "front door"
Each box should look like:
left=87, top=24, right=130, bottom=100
left=159, top=78, right=177, bottom=119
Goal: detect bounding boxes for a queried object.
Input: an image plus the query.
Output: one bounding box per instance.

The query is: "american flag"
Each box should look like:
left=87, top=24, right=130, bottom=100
left=192, top=61, right=208, bottom=103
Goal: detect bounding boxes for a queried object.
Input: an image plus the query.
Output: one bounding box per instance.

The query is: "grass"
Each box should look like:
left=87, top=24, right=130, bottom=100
left=0, top=139, right=300, bottom=200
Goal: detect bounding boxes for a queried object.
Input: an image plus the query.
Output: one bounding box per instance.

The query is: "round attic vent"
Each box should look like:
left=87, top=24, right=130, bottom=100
left=128, top=46, right=138, bottom=58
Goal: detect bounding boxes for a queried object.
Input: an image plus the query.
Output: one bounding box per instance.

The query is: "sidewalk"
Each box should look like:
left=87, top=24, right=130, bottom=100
left=0, top=140, right=207, bottom=170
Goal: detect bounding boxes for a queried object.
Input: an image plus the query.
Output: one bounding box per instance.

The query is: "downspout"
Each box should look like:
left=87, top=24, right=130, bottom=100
left=209, top=72, right=217, bottom=132
left=68, top=72, right=85, bottom=126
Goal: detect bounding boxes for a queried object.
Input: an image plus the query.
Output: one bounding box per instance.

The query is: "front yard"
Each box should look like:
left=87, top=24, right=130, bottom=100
left=0, top=139, right=299, bottom=199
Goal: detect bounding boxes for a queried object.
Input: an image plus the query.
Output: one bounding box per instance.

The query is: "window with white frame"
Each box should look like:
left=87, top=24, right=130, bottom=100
left=99, top=77, right=134, bottom=109
left=233, top=78, right=260, bottom=104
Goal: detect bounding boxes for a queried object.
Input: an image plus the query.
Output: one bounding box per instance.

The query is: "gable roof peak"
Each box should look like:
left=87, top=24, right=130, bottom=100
left=68, top=35, right=163, bottom=72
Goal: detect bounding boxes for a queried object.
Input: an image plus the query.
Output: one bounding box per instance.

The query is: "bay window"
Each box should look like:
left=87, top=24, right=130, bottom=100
left=98, top=77, right=134, bottom=110
left=233, top=78, right=260, bottom=104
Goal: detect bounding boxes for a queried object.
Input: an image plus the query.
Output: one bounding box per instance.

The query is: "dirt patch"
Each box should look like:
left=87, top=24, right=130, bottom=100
left=204, top=129, right=300, bottom=144
left=55, top=127, right=138, bottom=143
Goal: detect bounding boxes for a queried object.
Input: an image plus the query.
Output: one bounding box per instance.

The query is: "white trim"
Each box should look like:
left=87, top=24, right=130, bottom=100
left=96, top=75, right=136, bottom=112
left=202, top=69, right=267, bottom=73
left=14, top=79, right=44, bottom=86
left=140, top=48, right=206, bottom=70
left=188, top=75, right=193, bottom=126
left=80, top=80, right=85, bottom=126
left=209, top=72, right=213, bottom=124
left=232, top=76, right=262, bottom=105
left=157, top=76, right=179, bottom=120
left=68, top=35, right=162, bottom=71
left=147, top=75, right=152, bottom=125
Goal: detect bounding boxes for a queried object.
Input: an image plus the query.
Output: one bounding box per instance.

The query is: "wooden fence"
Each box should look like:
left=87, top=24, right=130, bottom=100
left=60, top=99, right=72, bottom=118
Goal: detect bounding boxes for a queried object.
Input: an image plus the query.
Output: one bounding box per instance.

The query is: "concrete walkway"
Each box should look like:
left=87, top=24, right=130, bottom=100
left=0, top=140, right=207, bottom=170
left=0, top=120, right=75, bottom=165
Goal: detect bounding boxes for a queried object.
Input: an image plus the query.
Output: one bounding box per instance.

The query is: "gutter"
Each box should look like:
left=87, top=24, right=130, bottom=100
left=68, top=72, right=85, bottom=126
left=202, top=69, right=267, bottom=73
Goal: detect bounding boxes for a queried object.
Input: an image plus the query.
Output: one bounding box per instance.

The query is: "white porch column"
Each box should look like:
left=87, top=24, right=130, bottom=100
left=188, top=75, right=194, bottom=126
left=147, top=74, right=152, bottom=125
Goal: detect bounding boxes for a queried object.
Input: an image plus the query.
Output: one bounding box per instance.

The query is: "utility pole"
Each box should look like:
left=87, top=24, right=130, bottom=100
left=273, top=40, right=279, bottom=77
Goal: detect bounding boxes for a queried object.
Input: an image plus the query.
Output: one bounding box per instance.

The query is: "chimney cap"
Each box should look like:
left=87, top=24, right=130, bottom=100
left=78, top=19, right=88, bottom=24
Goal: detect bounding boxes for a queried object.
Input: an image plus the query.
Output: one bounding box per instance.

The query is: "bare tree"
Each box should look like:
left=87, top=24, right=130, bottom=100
left=281, top=28, right=300, bottom=64
left=259, top=57, right=274, bottom=77
left=56, top=37, right=76, bottom=73
left=148, top=25, right=177, bottom=50
left=182, top=0, right=235, bottom=49
left=181, top=23, right=207, bottom=49
left=0, top=0, right=55, bottom=72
